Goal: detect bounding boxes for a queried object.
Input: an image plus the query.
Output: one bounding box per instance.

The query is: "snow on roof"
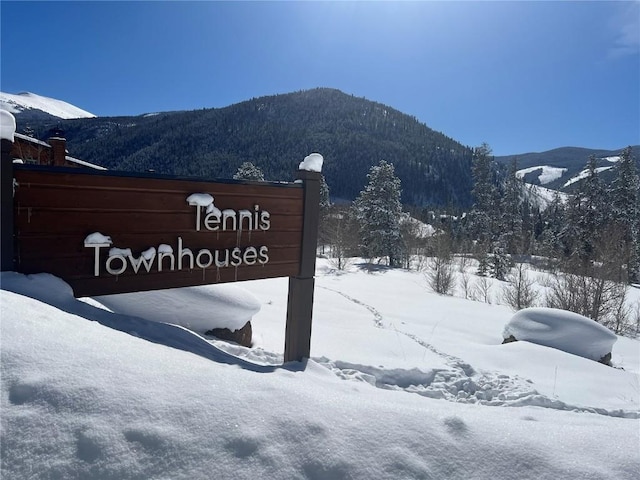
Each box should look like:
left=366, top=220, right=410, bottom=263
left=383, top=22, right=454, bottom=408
left=65, top=156, right=107, bottom=171
left=1, top=109, right=16, bottom=141
left=13, top=131, right=50, bottom=147
left=503, top=307, right=617, bottom=361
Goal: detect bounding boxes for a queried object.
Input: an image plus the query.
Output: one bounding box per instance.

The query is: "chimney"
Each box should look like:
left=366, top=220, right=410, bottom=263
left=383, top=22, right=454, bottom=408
left=48, top=127, right=66, bottom=167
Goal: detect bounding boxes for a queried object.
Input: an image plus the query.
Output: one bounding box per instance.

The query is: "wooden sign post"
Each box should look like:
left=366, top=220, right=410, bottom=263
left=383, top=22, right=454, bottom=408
left=285, top=170, right=321, bottom=362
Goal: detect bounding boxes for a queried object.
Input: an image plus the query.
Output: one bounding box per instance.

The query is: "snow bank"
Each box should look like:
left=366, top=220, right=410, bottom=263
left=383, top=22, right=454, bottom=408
left=299, top=152, right=323, bottom=172
left=92, top=284, right=261, bottom=333
left=503, top=307, right=617, bottom=361
left=2, top=284, right=639, bottom=480
left=1, top=109, right=16, bottom=141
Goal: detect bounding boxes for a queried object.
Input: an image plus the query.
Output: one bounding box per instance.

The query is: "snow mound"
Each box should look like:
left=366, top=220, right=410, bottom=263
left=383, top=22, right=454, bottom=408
left=92, top=284, right=261, bottom=333
left=299, top=152, right=323, bottom=172
left=503, top=307, right=617, bottom=362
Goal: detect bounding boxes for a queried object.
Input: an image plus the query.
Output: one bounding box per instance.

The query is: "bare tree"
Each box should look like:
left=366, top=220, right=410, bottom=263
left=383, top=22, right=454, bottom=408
left=544, top=272, right=627, bottom=331
left=426, top=233, right=455, bottom=295
left=472, top=276, right=493, bottom=304
left=459, top=269, right=472, bottom=299
left=322, top=206, right=358, bottom=271
left=501, top=263, right=539, bottom=311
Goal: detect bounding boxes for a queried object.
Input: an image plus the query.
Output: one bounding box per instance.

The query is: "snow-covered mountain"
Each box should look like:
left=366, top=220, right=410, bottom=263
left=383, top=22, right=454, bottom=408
left=0, top=91, right=95, bottom=120
left=497, top=146, right=640, bottom=194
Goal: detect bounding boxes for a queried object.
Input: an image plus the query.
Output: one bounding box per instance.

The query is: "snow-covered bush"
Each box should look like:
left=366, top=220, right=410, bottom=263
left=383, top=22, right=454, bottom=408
left=503, top=307, right=617, bottom=363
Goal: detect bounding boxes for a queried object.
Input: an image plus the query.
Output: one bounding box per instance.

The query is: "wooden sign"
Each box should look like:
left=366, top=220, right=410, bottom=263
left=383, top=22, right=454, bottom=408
left=12, top=167, right=307, bottom=297
left=2, top=138, right=321, bottom=362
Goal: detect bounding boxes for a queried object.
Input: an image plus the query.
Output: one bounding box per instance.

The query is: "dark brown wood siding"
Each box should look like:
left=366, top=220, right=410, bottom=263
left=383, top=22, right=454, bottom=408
left=13, top=167, right=304, bottom=296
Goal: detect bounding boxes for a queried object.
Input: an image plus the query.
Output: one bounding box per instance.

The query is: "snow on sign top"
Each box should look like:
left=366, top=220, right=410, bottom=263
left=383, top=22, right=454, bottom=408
left=84, top=232, right=113, bottom=245
left=299, top=153, right=323, bottom=172
left=1, top=110, right=16, bottom=141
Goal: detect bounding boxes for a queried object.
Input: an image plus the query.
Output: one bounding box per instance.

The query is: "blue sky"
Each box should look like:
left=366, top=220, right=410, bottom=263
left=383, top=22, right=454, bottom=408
left=1, top=1, right=638, bottom=155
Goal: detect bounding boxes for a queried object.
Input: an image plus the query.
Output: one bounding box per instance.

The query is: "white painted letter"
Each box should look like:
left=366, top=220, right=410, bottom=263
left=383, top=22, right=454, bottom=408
left=178, top=237, right=194, bottom=270
left=230, top=247, right=242, bottom=267
left=196, top=249, right=213, bottom=269
left=260, top=211, right=271, bottom=230
left=243, top=246, right=258, bottom=265
left=258, top=246, right=269, bottom=264
left=85, top=242, right=110, bottom=276
left=106, top=255, right=127, bottom=275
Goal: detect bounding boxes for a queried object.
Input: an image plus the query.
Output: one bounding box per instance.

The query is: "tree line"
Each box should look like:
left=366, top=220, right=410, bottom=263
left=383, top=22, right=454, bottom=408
left=311, top=145, right=639, bottom=336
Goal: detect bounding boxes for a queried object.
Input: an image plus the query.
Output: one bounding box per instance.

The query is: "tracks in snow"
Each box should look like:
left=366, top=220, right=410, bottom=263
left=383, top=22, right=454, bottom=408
left=316, top=286, right=639, bottom=419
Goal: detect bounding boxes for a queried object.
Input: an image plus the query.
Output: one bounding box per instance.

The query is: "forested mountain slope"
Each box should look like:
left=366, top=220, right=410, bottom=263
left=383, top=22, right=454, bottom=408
left=18, top=88, right=474, bottom=207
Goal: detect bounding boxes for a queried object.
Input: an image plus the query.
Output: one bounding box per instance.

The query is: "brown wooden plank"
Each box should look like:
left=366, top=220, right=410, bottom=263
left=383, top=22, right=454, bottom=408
left=16, top=231, right=303, bottom=258
left=14, top=169, right=303, bottom=198
left=15, top=184, right=304, bottom=214
left=67, top=262, right=300, bottom=297
left=17, top=244, right=300, bottom=272
left=15, top=209, right=304, bottom=235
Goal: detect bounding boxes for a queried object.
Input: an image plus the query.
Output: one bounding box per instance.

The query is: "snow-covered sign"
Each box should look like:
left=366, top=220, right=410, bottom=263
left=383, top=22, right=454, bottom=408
left=8, top=167, right=321, bottom=297
left=4, top=153, right=324, bottom=361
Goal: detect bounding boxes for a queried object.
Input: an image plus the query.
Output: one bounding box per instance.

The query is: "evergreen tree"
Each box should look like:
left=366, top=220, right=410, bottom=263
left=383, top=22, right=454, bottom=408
left=319, top=174, right=331, bottom=210
left=489, top=241, right=511, bottom=281
left=469, top=143, right=501, bottom=275
left=233, top=161, right=265, bottom=181
left=559, top=156, right=607, bottom=269
left=500, top=158, right=524, bottom=254
left=353, top=160, right=403, bottom=267
left=576, top=156, right=607, bottom=264
left=610, top=147, right=640, bottom=282
left=469, top=143, right=497, bottom=243
left=538, top=191, right=566, bottom=262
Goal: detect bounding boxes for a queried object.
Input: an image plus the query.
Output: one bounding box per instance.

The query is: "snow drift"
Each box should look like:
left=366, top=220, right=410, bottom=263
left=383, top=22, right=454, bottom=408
left=503, top=307, right=617, bottom=362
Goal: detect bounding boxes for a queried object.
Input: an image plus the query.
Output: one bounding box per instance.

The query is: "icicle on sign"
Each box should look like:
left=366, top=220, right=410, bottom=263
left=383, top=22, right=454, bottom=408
left=84, top=194, right=272, bottom=277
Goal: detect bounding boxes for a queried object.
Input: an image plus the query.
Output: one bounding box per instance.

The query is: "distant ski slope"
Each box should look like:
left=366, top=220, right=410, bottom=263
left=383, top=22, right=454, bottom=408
left=0, top=91, right=95, bottom=119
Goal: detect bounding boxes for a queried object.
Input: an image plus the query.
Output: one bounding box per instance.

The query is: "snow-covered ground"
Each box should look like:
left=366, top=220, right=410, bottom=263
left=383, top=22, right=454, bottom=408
left=2, top=259, right=639, bottom=479
left=563, top=166, right=614, bottom=188
left=516, top=165, right=567, bottom=185
left=523, top=183, right=569, bottom=209
left=0, top=91, right=95, bottom=119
